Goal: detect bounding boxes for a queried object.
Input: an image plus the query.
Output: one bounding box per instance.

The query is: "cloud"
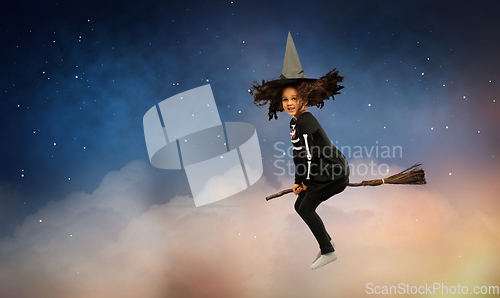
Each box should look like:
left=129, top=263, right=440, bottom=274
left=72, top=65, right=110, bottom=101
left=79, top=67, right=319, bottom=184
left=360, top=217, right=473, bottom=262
left=0, top=183, right=28, bottom=236
left=0, top=160, right=499, bottom=297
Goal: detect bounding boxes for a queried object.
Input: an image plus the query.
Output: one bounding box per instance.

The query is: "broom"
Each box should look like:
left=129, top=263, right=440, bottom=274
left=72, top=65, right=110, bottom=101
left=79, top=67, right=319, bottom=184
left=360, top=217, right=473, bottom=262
left=265, top=163, right=426, bottom=201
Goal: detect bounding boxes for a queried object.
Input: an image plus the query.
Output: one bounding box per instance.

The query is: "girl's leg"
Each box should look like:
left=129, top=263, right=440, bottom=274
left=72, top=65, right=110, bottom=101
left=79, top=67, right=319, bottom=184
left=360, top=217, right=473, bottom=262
left=294, top=192, right=332, bottom=240
left=294, top=193, right=334, bottom=255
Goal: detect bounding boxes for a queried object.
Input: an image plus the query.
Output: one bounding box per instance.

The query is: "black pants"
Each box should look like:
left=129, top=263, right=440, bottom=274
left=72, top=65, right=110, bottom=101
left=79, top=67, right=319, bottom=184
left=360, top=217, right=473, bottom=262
left=294, top=191, right=334, bottom=254
left=294, top=179, right=348, bottom=255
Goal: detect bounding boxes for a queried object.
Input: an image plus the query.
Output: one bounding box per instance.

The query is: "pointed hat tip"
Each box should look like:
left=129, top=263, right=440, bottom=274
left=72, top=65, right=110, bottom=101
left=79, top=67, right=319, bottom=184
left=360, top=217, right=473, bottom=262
left=282, top=31, right=306, bottom=79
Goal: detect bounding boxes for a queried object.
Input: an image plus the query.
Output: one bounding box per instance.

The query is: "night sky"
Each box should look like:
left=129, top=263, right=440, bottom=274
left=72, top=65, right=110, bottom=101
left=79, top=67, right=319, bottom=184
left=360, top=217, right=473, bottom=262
left=1, top=0, right=499, bottom=297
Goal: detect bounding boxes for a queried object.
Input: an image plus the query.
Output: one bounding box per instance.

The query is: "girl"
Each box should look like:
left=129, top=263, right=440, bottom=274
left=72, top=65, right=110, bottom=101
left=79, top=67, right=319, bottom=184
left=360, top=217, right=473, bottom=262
left=250, top=33, right=349, bottom=270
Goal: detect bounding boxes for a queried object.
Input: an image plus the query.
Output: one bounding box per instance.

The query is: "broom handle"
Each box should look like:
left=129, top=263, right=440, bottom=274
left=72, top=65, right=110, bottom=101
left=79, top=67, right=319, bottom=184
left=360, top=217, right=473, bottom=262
left=265, top=181, right=377, bottom=201
left=265, top=163, right=424, bottom=201
left=266, top=189, right=294, bottom=201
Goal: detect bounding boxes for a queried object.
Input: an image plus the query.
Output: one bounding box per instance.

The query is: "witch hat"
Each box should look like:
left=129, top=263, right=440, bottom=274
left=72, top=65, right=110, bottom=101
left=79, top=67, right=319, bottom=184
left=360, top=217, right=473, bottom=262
left=251, top=31, right=344, bottom=120
left=263, top=32, right=317, bottom=87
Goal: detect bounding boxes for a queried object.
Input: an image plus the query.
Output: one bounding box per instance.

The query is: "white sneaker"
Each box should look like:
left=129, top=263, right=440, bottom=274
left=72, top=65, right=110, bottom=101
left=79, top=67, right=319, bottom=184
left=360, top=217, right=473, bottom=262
left=312, top=240, right=335, bottom=264
left=309, top=252, right=337, bottom=270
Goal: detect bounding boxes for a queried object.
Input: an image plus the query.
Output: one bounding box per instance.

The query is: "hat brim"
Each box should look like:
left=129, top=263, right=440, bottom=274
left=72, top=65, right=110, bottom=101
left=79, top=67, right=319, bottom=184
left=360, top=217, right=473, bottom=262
left=262, top=78, right=318, bottom=87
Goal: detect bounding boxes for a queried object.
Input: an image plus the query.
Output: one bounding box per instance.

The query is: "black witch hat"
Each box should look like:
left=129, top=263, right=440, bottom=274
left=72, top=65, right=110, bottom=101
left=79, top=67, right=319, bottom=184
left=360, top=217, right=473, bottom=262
left=251, top=32, right=344, bottom=120
left=262, top=32, right=317, bottom=87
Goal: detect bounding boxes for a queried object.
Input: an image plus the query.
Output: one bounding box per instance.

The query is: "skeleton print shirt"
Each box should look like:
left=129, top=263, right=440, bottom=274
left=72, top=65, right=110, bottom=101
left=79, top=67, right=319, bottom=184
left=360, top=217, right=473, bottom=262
left=290, top=112, right=349, bottom=186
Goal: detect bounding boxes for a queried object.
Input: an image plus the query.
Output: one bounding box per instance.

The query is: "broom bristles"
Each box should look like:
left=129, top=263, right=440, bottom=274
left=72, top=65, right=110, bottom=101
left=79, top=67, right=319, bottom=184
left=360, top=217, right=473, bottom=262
left=265, top=163, right=426, bottom=200
left=348, top=163, right=426, bottom=187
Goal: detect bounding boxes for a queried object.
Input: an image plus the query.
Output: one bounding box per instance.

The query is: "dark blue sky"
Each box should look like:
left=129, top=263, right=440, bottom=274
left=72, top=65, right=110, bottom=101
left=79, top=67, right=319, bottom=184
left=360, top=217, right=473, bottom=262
left=1, top=0, right=499, bottom=236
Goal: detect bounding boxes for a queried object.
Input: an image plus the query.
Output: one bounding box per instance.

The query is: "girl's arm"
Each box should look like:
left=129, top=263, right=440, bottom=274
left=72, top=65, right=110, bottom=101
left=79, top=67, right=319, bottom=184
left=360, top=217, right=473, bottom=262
left=296, top=117, right=318, bottom=186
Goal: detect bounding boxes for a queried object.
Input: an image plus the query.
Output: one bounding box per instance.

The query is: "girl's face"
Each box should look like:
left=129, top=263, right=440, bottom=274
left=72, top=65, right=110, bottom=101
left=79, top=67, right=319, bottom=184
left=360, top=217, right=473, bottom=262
left=282, top=87, right=306, bottom=118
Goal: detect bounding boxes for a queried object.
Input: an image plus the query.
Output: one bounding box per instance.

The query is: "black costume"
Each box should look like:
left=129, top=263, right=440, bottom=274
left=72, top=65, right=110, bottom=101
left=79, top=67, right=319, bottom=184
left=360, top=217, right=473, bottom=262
left=291, top=111, right=349, bottom=254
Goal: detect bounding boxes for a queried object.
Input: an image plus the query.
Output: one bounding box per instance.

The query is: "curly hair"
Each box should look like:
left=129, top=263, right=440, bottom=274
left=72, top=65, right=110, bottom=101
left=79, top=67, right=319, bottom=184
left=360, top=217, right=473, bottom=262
left=250, top=69, right=344, bottom=120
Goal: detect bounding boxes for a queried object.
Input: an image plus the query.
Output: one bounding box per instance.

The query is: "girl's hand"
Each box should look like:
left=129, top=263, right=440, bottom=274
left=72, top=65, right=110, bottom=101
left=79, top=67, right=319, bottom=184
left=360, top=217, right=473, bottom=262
left=293, top=183, right=303, bottom=195
left=301, top=182, right=307, bottom=191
